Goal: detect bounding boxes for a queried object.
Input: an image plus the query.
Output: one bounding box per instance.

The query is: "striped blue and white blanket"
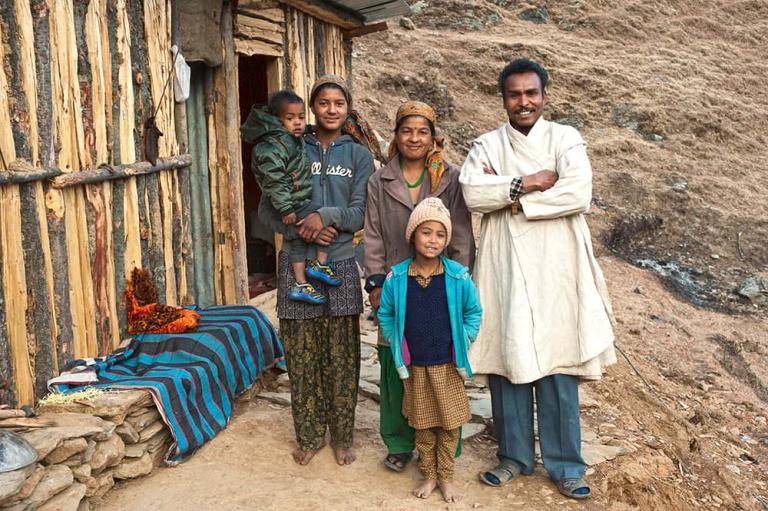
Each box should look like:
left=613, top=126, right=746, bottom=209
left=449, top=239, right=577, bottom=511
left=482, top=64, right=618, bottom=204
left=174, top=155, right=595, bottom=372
left=49, top=305, right=284, bottom=463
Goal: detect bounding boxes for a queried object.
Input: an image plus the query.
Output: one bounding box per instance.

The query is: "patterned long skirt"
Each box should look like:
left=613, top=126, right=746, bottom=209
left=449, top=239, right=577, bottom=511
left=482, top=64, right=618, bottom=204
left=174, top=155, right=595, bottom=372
left=280, top=315, right=361, bottom=451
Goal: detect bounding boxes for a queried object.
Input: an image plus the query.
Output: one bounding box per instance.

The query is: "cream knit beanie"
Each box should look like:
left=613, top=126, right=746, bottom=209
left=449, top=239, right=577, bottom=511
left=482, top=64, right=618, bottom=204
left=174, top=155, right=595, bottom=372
left=405, top=197, right=452, bottom=245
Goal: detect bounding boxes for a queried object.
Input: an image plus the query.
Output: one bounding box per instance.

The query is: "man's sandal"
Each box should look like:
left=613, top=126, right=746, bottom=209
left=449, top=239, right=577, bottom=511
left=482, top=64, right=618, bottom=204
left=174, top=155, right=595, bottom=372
left=383, top=452, right=413, bottom=472
left=556, top=478, right=591, bottom=499
left=478, top=461, right=521, bottom=487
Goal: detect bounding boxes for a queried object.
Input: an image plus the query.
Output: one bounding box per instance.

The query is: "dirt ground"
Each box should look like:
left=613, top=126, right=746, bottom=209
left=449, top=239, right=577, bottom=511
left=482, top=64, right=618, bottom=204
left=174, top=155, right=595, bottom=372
left=96, top=256, right=767, bottom=511
left=97, top=1, right=767, bottom=509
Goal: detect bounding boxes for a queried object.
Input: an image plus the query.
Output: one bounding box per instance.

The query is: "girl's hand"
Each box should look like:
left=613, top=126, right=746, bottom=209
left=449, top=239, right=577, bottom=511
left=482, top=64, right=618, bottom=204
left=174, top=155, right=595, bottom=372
left=281, top=212, right=297, bottom=225
left=368, top=287, right=382, bottom=311
left=296, top=212, right=324, bottom=241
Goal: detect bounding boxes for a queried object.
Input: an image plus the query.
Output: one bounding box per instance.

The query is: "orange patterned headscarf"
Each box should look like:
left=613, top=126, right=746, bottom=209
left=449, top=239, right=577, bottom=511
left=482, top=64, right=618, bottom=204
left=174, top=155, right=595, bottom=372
left=388, top=101, right=446, bottom=193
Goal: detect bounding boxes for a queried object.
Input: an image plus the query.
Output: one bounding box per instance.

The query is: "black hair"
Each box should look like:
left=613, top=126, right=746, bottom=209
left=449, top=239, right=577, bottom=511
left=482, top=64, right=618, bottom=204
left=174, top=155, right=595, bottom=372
left=395, top=115, right=436, bottom=137
left=268, top=90, right=304, bottom=116
left=498, top=58, right=549, bottom=96
left=309, top=83, right=351, bottom=107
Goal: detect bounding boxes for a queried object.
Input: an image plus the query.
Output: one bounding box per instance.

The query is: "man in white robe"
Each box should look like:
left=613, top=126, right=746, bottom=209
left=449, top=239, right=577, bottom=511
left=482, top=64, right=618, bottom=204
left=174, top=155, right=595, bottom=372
left=460, top=59, right=616, bottom=499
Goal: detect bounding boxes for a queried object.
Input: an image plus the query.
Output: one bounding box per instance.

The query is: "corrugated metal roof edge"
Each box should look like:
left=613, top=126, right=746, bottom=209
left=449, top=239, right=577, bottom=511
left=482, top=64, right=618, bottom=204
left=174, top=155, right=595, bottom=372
left=328, top=0, right=411, bottom=23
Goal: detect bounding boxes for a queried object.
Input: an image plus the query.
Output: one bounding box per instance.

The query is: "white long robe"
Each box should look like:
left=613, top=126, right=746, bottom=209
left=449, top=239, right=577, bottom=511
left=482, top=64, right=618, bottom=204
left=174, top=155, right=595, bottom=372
left=460, top=118, right=616, bottom=384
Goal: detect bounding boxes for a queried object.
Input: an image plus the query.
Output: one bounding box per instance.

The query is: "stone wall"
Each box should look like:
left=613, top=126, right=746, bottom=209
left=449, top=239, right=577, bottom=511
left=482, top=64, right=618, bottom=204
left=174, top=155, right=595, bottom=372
left=0, top=391, right=170, bottom=511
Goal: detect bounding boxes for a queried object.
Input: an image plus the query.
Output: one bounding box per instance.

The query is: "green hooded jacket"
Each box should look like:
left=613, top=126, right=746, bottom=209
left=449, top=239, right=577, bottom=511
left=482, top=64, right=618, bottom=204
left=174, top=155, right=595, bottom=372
left=240, top=105, right=312, bottom=215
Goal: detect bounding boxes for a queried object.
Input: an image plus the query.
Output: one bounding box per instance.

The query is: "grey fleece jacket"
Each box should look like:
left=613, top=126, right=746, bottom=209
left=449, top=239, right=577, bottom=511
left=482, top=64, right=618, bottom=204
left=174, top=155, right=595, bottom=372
left=259, top=133, right=374, bottom=261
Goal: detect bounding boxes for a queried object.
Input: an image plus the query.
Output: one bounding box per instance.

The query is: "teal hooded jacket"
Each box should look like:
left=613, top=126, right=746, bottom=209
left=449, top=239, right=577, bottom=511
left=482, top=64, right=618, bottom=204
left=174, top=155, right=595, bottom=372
left=377, top=256, right=483, bottom=380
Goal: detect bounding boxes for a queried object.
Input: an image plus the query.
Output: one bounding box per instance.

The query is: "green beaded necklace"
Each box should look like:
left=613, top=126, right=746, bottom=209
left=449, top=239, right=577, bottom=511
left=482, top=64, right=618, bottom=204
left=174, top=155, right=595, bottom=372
left=400, top=160, right=427, bottom=189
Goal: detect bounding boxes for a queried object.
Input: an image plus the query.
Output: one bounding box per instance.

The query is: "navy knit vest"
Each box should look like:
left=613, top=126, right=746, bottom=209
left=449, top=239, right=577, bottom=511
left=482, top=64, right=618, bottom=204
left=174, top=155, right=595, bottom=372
left=404, top=274, right=453, bottom=366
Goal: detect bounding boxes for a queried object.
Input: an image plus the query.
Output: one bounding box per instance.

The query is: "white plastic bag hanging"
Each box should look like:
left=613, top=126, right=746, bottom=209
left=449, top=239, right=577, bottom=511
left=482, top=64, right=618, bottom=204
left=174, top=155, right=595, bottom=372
left=172, top=45, right=191, bottom=102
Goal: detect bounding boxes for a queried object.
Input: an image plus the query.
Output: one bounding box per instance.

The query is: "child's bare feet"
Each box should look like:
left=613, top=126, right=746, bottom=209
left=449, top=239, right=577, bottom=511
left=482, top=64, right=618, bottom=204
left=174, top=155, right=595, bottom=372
left=292, top=447, right=320, bottom=465
left=334, top=447, right=356, bottom=466
left=438, top=481, right=463, bottom=503
left=412, top=479, right=438, bottom=499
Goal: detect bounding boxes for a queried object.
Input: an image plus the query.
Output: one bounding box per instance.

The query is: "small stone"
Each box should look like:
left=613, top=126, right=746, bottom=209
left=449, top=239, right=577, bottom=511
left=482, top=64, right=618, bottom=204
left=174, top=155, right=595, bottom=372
left=725, top=464, right=740, bottom=475
left=90, top=435, right=125, bottom=474
left=124, top=442, right=148, bottom=459
left=126, top=409, right=160, bottom=431
left=146, top=431, right=171, bottom=454
left=38, top=483, right=86, bottom=511
left=0, top=464, right=36, bottom=502
left=461, top=423, right=486, bottom=440
left=60, top=454, right=86, bottom=467
left=360, top=343, right=376, bottom=360
left=518, top=6, right=549, bottom=24
left=84, top=472, right=114, bottom=498
left=410, top=0, right=427, bottom=14
left=21, top=426, right=101, bottom=460
left=38, top=413, right=116, bottom=441
left=470, top=399, right=492, bottom=421
left=582, top=443, right=630, bottom=466
left=116, top=422, right=140, bottom=444
left=26, top=465, right=73, bottom=508
left=710, top=253, right=720, bottom=260
left=45, top=438, right=88, bottom=465
left=360, top=364, right=380, bottom=385
left=38, top=390, right=151, bottom=424
left=737, top=275, right=768, bottom=301
left=633, top=286, right=645, bottom=295
left=358, top=380, right=380, bottom=402
left=671, top=180, right=688, bottom=193
left=399, top=17, right=416, bottom=30
left=422, top=49, right=444, bottom=66
left=112, top=452, right=153, bottom=480
left=256, top=392, right=291, bottom=407
left=138, top=421, right=165, bottom=443
left=81, top=440, right=96, bottom=464
left=71, top=464, right=91, bottom=482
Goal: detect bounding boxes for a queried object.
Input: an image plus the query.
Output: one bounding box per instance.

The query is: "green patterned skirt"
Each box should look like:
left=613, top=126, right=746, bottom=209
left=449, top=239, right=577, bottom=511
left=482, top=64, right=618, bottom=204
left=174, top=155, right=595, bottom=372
left=280, top=315, right=361, bottom=451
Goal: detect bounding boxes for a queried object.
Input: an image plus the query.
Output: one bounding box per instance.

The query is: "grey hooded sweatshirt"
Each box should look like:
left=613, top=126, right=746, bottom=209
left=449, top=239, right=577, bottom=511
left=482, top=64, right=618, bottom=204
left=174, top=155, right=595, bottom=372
left=258, top=132, right=374, bottom=262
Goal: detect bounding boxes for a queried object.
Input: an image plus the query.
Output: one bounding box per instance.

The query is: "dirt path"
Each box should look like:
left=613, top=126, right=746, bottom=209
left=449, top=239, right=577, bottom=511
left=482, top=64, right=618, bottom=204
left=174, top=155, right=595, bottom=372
left=93, top=254, right=767, bottom=511
left=95, top=396, right=595, bottom=511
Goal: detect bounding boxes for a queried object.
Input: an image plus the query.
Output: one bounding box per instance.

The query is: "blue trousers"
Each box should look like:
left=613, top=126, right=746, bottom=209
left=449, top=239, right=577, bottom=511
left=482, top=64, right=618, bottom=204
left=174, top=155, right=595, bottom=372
left=488, top=373, right=585, bottom=481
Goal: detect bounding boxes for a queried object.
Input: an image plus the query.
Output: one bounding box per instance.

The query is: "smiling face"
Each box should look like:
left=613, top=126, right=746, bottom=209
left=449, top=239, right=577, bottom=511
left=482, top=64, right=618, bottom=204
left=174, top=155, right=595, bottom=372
left=502, top=71, right=547, bottom=135
left=311, top=86, right=349, bottom=133
left=278, top=102, right=306, bottom=137
left=413, top=220, right=448, bottom=260
left=396, top=116, right=434, bottom=163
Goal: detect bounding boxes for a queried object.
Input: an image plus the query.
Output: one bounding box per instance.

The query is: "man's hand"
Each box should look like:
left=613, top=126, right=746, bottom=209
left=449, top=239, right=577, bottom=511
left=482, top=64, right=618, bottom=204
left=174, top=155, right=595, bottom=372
left=369, top=287, right=382, bottom=311
left=314, top=226, right=338, bottom=247
left=281, top=212, right=297, bottom=225
left=522, top=170, right=558, bottom=193
left=296, top=212, right=324, bottom=241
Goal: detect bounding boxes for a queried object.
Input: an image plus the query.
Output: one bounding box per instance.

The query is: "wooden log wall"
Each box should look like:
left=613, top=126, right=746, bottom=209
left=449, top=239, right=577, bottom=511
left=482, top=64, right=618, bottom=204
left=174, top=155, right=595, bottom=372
left=0, top=0, right=197, bottom=407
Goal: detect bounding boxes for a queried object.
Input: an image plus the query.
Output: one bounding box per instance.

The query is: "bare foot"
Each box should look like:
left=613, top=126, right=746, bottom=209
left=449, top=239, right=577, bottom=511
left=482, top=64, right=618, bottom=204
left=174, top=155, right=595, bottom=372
left=438, top=481, right=463, bottom=503
left=292, top=447, right=319, bottom=465
left=412, top=479, right=438, bottom=499
left=334, top=447, right=356, bottom=466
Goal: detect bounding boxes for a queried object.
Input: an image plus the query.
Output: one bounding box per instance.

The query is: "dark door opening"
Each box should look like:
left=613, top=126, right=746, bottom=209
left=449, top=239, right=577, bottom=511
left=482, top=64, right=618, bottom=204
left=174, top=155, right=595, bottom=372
left=239, top=55, right=275, bottom=298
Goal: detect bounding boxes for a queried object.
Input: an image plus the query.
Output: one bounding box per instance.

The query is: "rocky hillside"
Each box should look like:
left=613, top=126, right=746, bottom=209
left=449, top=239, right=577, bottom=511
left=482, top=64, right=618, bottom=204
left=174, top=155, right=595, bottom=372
left=351, top=1, right=768, bottom=509
left=353, top=0, right=768, bottom=315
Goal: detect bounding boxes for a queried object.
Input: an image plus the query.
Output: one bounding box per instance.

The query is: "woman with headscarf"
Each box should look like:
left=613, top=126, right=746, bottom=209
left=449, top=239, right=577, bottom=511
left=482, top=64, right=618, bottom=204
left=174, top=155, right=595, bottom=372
left=260, top=75, right=375, bottom=466
left=364, top=100, right=475, bottom=472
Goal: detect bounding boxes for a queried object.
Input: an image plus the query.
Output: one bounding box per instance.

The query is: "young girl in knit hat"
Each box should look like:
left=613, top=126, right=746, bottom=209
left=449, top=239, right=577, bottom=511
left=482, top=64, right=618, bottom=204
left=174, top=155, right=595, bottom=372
left=377, top=197, right=483, bottom=503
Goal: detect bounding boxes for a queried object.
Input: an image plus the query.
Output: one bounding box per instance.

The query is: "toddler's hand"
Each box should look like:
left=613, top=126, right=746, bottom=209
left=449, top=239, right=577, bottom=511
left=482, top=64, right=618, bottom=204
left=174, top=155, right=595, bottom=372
left=282, top=212, right=297, bottom=225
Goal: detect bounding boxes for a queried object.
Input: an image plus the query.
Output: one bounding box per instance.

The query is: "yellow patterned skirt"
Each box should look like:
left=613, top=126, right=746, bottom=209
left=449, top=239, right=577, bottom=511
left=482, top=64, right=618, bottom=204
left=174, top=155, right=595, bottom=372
left=402, top=363, right=471, bottom=430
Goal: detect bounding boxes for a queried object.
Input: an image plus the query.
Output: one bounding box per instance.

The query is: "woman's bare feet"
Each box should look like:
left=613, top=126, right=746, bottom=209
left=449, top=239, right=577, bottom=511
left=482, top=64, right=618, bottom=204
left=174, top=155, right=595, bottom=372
left=292, top=447, right=319, bottom=465
left=438, top=481, right=463, bottom=503
left=412, top=479, right=438, bottom=499
left=334, top=447, right=356, bottom=466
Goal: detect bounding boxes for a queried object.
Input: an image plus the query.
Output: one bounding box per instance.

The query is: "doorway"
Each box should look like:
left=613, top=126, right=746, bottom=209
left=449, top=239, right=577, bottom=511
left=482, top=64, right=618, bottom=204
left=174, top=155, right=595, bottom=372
left=238, top=54, right=276, bottom=298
